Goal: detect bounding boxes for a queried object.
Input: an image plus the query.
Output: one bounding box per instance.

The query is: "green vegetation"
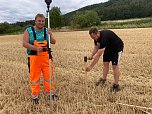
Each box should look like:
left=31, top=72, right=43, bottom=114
left=71, top=11, right=100, bottom=28
left=0, top=22, right=25, bottom=35
left=1, top=17, right=152, bottom=35
left=49, top=7, right=64, bottom=28
left=0, top=7, right=63, bottom=35
left=64, top=0, right=152, bottom=25
left=99, top=18, right=152, bottom=29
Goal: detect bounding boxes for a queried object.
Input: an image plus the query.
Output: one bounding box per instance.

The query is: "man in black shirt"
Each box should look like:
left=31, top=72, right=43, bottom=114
left=85, top=28, right=124, bottom=92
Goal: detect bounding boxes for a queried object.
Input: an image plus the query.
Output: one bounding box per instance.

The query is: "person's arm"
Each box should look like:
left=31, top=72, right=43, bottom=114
left=23, top=30, right=43, bottom=52
left=88, top=45, right=99, bottom=60
left=48, top=28, right=56, bottom=44
left=86, top=48, right=105, bottom=72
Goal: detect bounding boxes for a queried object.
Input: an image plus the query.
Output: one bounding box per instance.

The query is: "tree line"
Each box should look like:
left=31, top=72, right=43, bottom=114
left=0, top=7, right=100, bottom=35
left=64, top=0, right=152, bottom=25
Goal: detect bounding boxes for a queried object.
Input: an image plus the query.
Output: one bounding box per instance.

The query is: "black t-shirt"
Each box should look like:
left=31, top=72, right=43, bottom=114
left=94, top=30, right=124, bottom=53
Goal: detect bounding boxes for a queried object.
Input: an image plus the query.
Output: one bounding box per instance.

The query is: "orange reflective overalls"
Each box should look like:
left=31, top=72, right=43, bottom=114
left=28, top=27, right=55, bottom=99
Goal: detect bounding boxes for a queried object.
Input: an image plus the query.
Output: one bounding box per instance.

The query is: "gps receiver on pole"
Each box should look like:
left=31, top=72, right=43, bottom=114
left=45, top=0, right=52, bottom=11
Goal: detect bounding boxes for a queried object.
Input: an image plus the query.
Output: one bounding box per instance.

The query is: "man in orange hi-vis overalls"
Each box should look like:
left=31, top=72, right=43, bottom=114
left=23, top=13, right=59, bottom=104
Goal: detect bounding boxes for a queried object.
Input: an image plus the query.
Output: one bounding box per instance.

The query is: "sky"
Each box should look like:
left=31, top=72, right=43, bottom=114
left=0, top=0, right=109, bottom=23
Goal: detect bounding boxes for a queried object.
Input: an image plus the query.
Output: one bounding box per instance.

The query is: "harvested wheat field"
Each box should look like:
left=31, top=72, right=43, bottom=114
left=0, top=28, right=152, bottom=114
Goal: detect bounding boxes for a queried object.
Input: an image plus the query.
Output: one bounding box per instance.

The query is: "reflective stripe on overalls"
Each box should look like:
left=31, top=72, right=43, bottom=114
left=28, top=26, right=55, bottom=97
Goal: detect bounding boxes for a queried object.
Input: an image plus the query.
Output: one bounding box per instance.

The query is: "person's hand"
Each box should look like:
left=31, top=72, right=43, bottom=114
left=85, top=65, right=92, bottom=72
left=36, top=46, right=43, bottom=52
left=48, top=28, right=53, bottom=36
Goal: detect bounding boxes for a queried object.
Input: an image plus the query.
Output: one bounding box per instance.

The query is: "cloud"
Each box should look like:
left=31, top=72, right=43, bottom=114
left=52, top=0, right=107, bottom=14
left=0, top=0, right=108, bottom=23
left=0, top=0, right=46, bottom=23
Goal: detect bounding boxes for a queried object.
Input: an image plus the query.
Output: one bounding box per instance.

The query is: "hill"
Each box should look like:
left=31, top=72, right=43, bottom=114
left=64, top=0, right=152, bottom=25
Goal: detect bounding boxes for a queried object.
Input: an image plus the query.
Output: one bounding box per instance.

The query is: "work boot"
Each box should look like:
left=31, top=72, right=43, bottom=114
left=95, top=78, right=106, bottom=86
left=110, top=84, right=121, bottom=93
left=48, top=94, right=59, bottom=100
left=32, top=97, right=39, bottom=105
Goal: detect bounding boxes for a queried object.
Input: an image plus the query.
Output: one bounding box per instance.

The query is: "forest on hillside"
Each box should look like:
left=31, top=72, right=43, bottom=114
left=64, top=0, right=152, bottom=25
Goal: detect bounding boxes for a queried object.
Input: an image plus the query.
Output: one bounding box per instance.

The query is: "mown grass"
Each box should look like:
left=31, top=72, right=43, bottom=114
left=99, top=18, right=152, bottom=29
left=0, top=28, right=152, bottom=114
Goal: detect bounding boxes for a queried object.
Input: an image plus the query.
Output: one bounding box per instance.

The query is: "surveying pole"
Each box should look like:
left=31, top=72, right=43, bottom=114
left=84, top=56, right=89, bottom=96
left=45, top=0, right=52, bottom=101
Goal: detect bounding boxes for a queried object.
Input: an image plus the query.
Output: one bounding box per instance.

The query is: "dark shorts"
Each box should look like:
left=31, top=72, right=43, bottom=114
left=103, top=51, right=123, bottom=65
